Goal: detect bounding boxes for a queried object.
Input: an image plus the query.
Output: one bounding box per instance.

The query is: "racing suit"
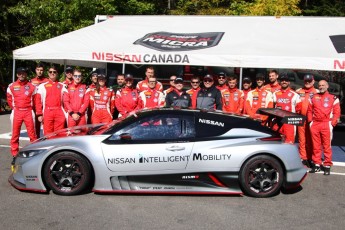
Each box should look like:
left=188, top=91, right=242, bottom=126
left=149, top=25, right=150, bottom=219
left=35, top=80, right=67, bottom=135
left=136, top=79, right=163, bottom=92
left=242, top=88, right=252, bottom=115
left=165, top=89, right=191, bottom=108
left=138, top=89, right=165, bottom=109
left=30, top=76, right=48, bottom=138
left=307, top=92, right=341, bottom=167
left=163, top=86, right=175, bottom=97
left=7, top=80, right=37, bottom=156
left=264, top=83, right=281, bottom=93
left=62, top=78, right=73, bottom=86
left=273, top=88, right=301, bottom=144
left=221, top=88, right=244, bottom=114
left=296, top=87, right=318, bottom=160
left=186, top=87, right=200, bottom=109
left=89, top=86, right=115, bottom=124
left=196, top=85, right=222, bottom=111
left=115, top=86, right=140, bottom=117
left=216, top=84, right=229, bottom=93
left=63, top=83, right=90, bottom=127
left=245, top=87, right=273, bottom=122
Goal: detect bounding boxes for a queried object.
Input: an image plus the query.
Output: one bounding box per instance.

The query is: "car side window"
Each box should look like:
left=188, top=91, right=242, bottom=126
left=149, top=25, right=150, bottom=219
left=109, top=114, right=195, bottom=141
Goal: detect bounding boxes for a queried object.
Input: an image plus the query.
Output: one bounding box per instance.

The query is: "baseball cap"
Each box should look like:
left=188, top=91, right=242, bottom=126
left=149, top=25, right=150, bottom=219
left=91, top=70, right=98, bottom=76
left=218, top=72, right=226, bottom=77
left=125, top=74, right=134, bottom=80
left=243, top=77, right=252, bottom=83
left=65, top=66, right=73, bottom=72
left=279, top=73, right=289, bottom=81
left=256, top=73, right=265, bottom=80
left=174, top=77, right=184, bottom=83
left=204, top=74, right=214, bottom=81
left=304, top=74, right=314, bottom=81
left=16, top=67, right=27, bottom=73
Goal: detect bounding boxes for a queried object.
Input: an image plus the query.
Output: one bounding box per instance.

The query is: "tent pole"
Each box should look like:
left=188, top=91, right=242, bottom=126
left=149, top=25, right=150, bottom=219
left=122, top=63, right=125, bottom=74
left=12, top=58, right=16, bottom=83
left=239, top=67, right=243, bottom=90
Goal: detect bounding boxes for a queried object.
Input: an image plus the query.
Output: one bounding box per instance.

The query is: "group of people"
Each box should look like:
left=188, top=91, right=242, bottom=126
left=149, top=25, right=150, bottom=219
left=7, top=65, right=341, bottom=175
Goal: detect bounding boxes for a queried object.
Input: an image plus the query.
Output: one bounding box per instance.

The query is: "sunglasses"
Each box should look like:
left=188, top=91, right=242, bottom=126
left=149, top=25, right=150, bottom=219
left=204, top=79, right=213, bottom=83
left=49, top=71, right=57, bottom=74
left=218, top=76, right=226, bottom=79
left=73, top=75, right=82, bottom=78
left=191, top=81, right=200, bottom=84
left=170, top=79, right=176, bottom=81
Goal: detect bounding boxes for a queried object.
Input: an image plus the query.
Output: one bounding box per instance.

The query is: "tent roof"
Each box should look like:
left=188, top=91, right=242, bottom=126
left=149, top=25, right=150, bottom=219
left=13, top=15, right=345, bottom=71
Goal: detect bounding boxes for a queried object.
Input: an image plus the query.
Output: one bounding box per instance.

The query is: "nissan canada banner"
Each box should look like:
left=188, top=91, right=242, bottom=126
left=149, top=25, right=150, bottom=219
left=134, top=32, right=225, bottom=52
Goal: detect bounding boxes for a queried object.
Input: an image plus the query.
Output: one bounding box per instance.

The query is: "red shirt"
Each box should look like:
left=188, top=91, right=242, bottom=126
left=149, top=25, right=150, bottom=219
left=7, top=80, right=36, bottom=109
left=63, top=83, right=90, bottom=115
left=186, top=87, right=200, bottom=109
left=222, top=88, right=244, bottom=114
left=136, top=79, right=163, bottom=92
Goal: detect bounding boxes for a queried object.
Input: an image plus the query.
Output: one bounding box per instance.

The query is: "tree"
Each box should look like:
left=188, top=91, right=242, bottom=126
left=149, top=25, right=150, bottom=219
left=299, top=0, right=345, bottom=16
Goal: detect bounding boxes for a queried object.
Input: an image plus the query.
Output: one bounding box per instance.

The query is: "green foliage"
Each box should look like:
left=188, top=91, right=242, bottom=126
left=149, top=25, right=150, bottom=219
left=300, top=0, right=345, bottom=16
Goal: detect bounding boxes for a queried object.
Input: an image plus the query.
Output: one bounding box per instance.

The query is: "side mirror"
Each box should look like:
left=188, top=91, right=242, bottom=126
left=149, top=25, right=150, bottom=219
left=120, top=133, right=132, bottom=141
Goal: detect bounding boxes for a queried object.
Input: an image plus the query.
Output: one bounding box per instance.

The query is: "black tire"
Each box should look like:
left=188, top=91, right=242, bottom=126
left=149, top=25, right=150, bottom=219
left=239, top=155, right=283, bottom=198
left=43, top=151, right=92, bottom=196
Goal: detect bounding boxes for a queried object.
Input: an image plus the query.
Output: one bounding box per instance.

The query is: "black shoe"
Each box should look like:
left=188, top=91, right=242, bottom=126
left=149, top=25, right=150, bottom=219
left=323, top=166, right=331, bottom=176
left=11, top=157, right=16, bottom=166
left=302, top=160, right=312, bottom=168
left=309, top=164, right=321, bottom=173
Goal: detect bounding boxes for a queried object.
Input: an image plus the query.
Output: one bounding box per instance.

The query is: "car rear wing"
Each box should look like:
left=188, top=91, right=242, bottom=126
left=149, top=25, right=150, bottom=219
left=257, top=108, right=306, bottom=130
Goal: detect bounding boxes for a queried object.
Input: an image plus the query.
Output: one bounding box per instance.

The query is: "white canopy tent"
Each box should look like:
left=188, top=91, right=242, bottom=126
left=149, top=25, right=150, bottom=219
left=13, top=15, right=345, bottom=81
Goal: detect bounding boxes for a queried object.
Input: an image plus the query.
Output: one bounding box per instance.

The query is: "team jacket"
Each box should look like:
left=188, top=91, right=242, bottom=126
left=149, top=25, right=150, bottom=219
left=7, top=80, right=37, bottom=109
left=273, top=88, right=301, bottom=113
left=63, top=83, right=90, bottom=115
left=136, top=79, right=163, bottom=92
left=163, top=86, right=175, bottom=96
left=296, top=87, right=318, bottom=116
left=245, top=87, right=273, bottom=119
left=115, top=87, right=140, bottom=116
left=264, top=83, right=281, bottom=93
left=221, top=88, right=244, bottom=114
left=307, top=91, right=341, bottom=126
left=196, top=85, right=222, bottom=110
left=138, top=89, right=165, bottom=109
left=30, top=76, right=48, bottom=87
left=165, top=89, right=192, bottom=108
left=216, top=84, right=229, bottom=93
left=186, top=87, right=200, bottom=109
left=35, top=79, right=67, bottom=116
left=89, top=86, right=115, bottom=114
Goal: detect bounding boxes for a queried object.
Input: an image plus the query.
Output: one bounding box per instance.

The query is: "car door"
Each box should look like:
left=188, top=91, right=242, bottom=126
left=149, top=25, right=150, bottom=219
left=101, top=113, right=196, bottom=172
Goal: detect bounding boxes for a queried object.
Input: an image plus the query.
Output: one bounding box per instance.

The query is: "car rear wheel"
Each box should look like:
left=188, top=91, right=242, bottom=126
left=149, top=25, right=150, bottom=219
left=239, top=155, right=283, bottom=198
left=43, top=151, right=92, bottom=196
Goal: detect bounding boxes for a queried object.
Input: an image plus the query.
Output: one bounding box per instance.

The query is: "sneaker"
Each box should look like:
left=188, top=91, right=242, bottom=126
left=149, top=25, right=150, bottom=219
left=302, top=160, right=312, bottom=168
left=323, top=166, right=331, bottom=176
left=309, top=164, right=321, bottom=173
left=11, top=157, right=16, bottom=166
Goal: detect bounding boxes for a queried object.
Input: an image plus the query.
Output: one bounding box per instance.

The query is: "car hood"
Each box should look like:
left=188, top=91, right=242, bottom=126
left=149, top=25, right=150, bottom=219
left=35, top=123, right=106, bottom=142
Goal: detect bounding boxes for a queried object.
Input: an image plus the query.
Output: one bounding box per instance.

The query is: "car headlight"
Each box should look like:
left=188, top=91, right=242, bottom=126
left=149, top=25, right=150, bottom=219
left=18, top=149, right=46, bottom=158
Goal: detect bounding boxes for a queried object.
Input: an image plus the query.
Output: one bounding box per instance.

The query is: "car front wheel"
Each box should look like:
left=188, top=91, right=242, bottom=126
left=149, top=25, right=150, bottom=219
left=43, top=151, right=92, bottom=196
left=239, top=155, right=283, bottom=198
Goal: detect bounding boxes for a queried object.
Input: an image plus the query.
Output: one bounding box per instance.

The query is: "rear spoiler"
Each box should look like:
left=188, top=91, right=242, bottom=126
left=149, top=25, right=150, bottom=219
left=257, top=108, right=306, bottom=129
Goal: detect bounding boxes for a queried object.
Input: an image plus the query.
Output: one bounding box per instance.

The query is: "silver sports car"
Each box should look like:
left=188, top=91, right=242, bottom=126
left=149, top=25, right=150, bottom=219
left=9, top=108, right=307, bottom=198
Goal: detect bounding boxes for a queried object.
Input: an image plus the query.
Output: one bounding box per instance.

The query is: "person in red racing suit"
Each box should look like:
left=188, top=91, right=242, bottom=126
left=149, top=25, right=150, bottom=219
left=138, top=76, right=165, bottom=109
left=35, top=66, right=67, bottom=135
left=241, top=77, right=252, bottom=115
left=296, top=74, right=319, bottom=166
left=245, top=73, right=273, bottom=122
left=7, top=67, right=37, bottom=160
left=89, top=74, right=115, bottom=124
left=186, top=76, right=201, bottom=109
left=136, top=66, right=163, bottom=93
left=222, top=75, right=244, bottom=114
left=264, top=69, right=281, bottom=93
left=307, top=80, right=341, bottom=175
left=272, top=73, right=301, bottom=144
left=63, top=69, right=90, bottom=127
left=30, top=62, right=48, bottom=138
left=115, top=74, right=140, bottom=118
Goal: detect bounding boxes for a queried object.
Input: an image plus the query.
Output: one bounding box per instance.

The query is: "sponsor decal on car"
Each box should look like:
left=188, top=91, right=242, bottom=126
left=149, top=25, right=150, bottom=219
left=192, top=153, right=231, bottom=161
left=138, top=154, right=190, bottom=163
left=25, top=175, right=38, bottom=181
left=134, top=31, right=224, bottom=52
left=286, top=117, right=304, bottom=125
left=198, top=118, right=224, bottom=127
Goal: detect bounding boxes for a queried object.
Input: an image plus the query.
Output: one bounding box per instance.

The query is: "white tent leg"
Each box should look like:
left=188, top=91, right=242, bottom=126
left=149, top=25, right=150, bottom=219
left=12, top=58, right=16, bottom=82
left=239, top=67, right=243, bottom=90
